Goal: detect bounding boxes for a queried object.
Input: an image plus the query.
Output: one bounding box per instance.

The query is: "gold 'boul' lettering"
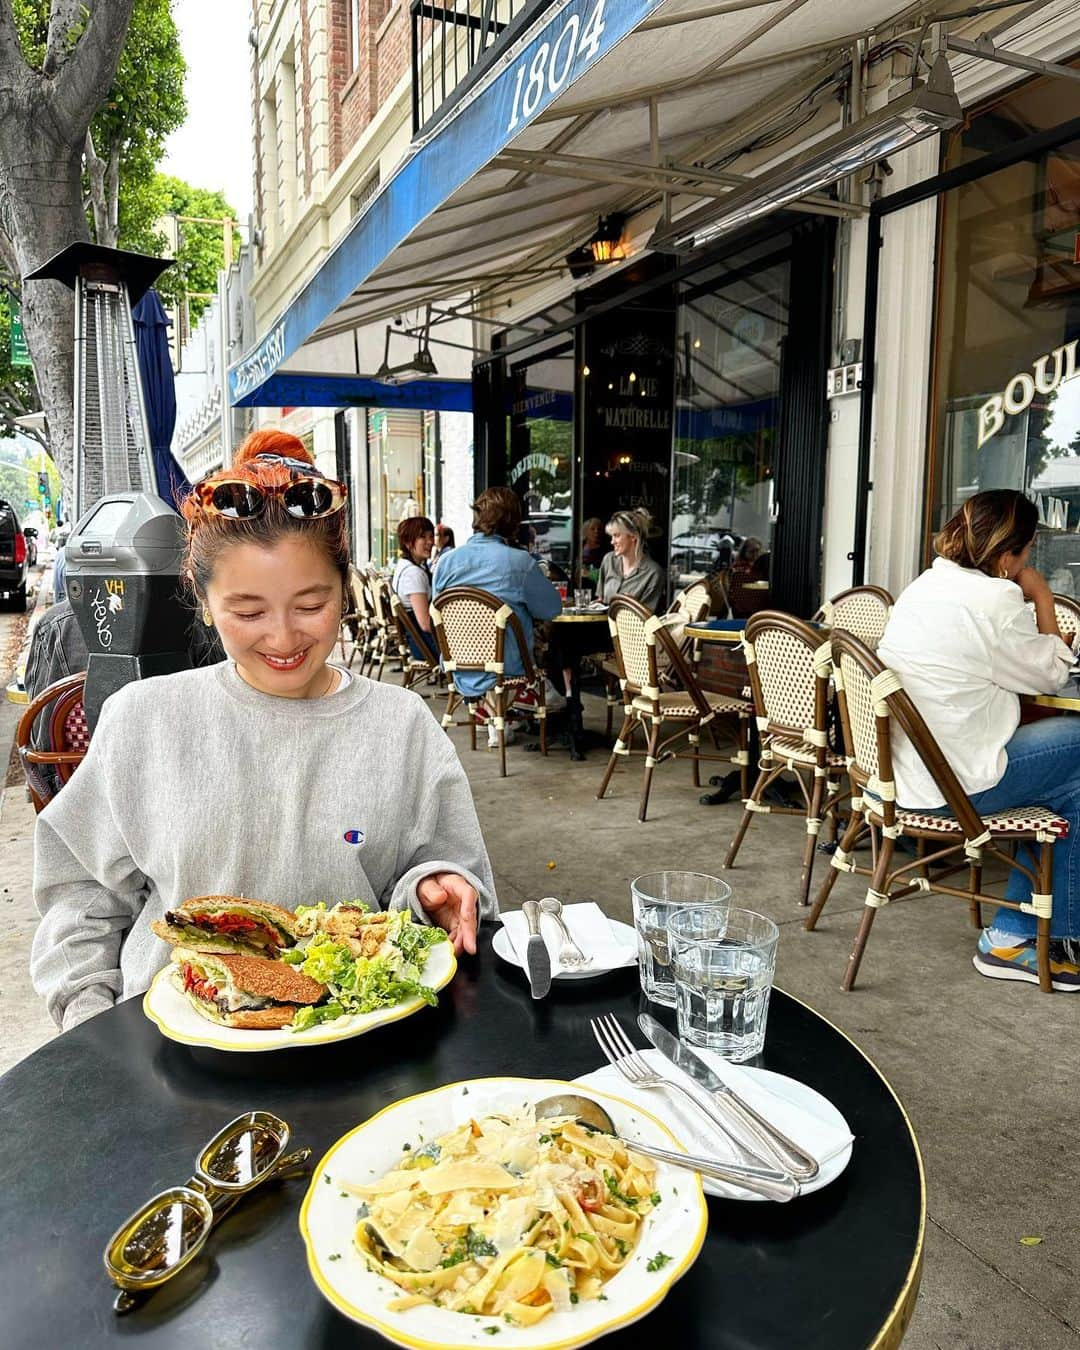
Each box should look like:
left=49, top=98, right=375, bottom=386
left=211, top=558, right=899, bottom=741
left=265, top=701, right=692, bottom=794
left=977, top=340, right=1078, bottom=449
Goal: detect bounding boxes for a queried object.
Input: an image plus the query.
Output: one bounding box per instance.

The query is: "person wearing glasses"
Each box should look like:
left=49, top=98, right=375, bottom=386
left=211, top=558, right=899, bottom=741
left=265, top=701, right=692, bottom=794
left=31, top=430, right=496, bottom=1032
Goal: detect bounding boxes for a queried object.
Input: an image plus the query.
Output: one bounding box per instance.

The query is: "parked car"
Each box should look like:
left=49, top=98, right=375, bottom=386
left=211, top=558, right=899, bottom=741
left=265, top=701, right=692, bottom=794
left=0, top=500, right=32, bottom=610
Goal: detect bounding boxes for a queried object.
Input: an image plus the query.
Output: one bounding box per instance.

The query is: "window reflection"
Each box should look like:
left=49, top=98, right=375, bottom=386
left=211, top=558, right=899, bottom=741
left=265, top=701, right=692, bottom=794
left=931, top=72, right=1080, bottom=593
left=673, top=243, right=789, bottom=615
left=506, top=343, right=574, bottom=586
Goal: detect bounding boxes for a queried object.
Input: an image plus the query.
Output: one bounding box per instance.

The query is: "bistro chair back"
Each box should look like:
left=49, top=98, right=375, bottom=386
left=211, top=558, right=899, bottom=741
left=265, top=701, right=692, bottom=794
left=430, top=585, right=546, bottom=777
left=723, top=612, right=845, bottom=905
left=668, top=582, right=711, bottom=624
left=16, top=672, right=90, bottom=812
left=388, top=591, right=440, bottom=692
left=340, top=566, right=372, bottom=671
left=813, top=585, right=894, bottom=648
left=806, top=629, right=1064, bottom=992
left=598, top=596, right=750, bottom=820
left=1023, top=594, right=1080, bottom=646
left=365, top=571, right=398, bottom=682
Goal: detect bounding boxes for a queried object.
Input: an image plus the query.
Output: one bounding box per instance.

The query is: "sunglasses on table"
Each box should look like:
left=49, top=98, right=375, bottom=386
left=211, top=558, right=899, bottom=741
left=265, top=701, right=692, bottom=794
left=104, top=1111, right=310, bottom=1313
left=194, top=454, right=348, bottom=520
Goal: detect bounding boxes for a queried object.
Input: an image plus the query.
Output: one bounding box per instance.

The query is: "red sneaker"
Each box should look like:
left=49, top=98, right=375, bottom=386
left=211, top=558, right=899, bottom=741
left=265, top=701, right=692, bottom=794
left=512, top=687, right=539, bottom=711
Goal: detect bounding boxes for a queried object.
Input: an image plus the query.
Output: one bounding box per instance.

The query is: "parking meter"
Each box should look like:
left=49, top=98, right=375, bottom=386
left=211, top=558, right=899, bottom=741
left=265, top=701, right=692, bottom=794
left=64, top=493, right=193, bottom=729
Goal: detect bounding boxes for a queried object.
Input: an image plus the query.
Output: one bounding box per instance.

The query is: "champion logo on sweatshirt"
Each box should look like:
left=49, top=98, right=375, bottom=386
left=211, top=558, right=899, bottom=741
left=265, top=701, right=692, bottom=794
left=343, top=829, right=366, bottom=846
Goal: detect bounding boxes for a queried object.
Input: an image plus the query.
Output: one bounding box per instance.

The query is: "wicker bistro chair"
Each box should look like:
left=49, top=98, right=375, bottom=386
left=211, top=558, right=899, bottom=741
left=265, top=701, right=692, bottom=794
left=723, top=613, right=849, bottom=906
left=388, top=591, right=440, bottom=692
left=16, top=672, right=90, bottom=812
left=1024, top=594, right=1080, bottom=647
left=812, top=585, right=894, bottom=648
left=601, top=582, right=713, bottom=737
left=805, top=630, right=1066, bottom=992
left=596, top=596, right=751, bottom=821
left=430, top=585, right=547, bottom=778
left=340, top=566, right=374, bottom=671
left=364, top=571, right=398, bottom=682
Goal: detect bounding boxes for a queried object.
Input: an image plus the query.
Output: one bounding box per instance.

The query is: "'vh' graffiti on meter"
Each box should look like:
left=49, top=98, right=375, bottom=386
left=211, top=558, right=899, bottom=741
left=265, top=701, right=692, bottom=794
left=977, top=340, right=1079, bottom=448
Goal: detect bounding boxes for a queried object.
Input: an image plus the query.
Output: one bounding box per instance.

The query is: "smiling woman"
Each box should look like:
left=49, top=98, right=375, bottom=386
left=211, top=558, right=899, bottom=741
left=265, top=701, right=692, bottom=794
left=30, top=431, right=499, bottom=1034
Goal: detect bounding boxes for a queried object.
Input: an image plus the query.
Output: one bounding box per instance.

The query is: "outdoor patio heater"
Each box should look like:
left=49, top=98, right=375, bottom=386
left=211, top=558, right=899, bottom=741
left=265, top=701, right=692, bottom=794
left=24, top=244, right=196, bottom=728
left=25, top=242, right=169, bottom=518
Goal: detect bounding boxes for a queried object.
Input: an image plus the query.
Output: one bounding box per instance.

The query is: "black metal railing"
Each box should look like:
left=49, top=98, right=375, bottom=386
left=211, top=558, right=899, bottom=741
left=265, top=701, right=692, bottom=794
left=410, top=0, right=559, bottom=137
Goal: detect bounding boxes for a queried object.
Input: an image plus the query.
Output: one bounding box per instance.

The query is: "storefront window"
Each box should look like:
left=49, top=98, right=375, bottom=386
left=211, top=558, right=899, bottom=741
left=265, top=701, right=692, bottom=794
left=506, top=342, right=574, bottom=580
left=672, top=241, right=790, bottom=612
left=929, top=75, right=1080, bottom=591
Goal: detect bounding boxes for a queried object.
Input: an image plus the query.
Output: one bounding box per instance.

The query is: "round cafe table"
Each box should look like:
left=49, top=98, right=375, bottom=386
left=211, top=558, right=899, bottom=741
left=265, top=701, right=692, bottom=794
left=0, top=929, right=923, bottom=1349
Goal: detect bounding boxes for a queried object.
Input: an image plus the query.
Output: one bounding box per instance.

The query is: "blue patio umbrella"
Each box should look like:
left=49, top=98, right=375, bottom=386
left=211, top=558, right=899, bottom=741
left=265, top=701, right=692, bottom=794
left=132, top=288, right=190, bottom=507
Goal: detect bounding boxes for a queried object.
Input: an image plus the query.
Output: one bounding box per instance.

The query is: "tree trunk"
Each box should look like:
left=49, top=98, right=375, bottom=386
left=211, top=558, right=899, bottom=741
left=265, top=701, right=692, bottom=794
left=0, top=2, right=136, bottom=506
left=0, top=92, right=86, bottom=497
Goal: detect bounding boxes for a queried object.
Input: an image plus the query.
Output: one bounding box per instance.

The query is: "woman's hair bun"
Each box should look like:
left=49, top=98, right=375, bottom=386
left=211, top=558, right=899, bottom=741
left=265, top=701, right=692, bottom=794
left=232, top=428, right=313, bottom=470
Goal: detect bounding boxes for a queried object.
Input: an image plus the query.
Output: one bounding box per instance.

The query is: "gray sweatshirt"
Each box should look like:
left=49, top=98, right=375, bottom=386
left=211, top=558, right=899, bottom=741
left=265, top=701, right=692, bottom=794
left=31, top=663, right=498, bottom=1031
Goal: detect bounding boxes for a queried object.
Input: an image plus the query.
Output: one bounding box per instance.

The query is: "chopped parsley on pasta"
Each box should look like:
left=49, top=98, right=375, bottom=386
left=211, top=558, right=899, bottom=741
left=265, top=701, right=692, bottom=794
left=345, top=1107, right=660, bottom=1321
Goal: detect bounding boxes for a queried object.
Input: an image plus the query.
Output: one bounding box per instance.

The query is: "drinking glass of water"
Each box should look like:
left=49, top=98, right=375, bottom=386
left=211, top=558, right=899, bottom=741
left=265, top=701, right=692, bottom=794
left=574, top=588, right=591, bottom=609
left=667, top=906, right=779, bottom=1061
left=630, top=872, right=731, bottom=1007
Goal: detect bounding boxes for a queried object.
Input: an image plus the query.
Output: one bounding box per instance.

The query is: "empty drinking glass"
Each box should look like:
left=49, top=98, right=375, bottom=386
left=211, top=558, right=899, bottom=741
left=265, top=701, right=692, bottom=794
left=574, top=588, right=591, bottom=609
left=667, top=906, right=779, bottom=1061
left=630, top=871, right=731, bottom=1007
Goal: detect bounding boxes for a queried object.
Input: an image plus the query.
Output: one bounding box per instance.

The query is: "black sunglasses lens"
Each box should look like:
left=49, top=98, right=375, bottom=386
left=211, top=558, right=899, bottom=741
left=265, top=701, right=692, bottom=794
left=283, top=480, right=335, bottom=518
left=210, top=483, right=263, bottom=518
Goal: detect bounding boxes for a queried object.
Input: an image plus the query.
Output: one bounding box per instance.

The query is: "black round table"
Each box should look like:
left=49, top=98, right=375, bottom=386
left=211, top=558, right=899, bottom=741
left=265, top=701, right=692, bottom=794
left=0, top=929, right=923, bottom=1349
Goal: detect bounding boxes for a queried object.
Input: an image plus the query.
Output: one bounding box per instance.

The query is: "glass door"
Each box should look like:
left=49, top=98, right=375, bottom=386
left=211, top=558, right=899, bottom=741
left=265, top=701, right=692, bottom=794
left=673, top=241, right=791, bottom=615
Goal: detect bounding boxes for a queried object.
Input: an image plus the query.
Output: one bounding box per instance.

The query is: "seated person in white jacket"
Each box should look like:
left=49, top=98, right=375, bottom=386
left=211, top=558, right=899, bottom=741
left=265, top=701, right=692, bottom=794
left=877, top=489, right=1080, bottom=991
left=31, top=429, right=498, bottom=1032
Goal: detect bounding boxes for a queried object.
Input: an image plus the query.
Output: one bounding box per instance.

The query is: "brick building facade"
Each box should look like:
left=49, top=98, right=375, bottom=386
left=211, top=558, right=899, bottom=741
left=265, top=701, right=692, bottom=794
left=245, top=0, right=473, bottom=564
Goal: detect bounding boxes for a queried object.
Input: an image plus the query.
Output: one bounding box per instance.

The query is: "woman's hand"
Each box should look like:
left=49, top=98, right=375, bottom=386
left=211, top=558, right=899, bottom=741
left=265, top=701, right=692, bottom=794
left=1015, top=566, right=1051, bottom=603
left=1016, top=566, right=1064, bottom=641
left=416, top=872, right=478, bottom=954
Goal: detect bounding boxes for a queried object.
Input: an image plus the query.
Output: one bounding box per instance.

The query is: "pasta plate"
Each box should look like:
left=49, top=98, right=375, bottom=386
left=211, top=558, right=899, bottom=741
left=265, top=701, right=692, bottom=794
left=141, top=940, right=456, bottom=1052
left=300, top=1077, right=708, bottom=1349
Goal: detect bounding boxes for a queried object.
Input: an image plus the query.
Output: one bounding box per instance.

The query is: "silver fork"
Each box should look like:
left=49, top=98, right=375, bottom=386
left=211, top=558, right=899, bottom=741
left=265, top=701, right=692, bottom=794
left=591, top=1013, right=778, bottom=1170
left=539, top=897, right=592, bottom=969
left=589, top=1014, right=798, bottom=1202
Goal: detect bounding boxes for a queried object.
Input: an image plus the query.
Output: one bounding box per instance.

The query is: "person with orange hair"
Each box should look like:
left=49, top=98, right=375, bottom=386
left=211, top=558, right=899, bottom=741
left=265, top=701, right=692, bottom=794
left=31, top=430, right=496, bottom=1031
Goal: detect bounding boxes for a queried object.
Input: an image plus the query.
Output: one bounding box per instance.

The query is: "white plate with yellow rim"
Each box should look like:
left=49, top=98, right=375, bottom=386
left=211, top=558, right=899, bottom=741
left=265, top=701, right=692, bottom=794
left=141, top=940, right=456, bottom=1052
left=299, top=1076, right=708, bottom=1350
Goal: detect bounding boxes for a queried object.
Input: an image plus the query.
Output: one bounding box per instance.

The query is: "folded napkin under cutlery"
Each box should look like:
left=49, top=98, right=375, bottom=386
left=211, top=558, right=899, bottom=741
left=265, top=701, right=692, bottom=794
left=499, top=902, right=631, bottom=974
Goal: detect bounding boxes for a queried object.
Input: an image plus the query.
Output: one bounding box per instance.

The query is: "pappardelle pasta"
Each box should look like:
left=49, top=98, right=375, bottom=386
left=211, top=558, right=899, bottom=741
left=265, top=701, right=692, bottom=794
left=346, top=1106, right=660, bottom=1323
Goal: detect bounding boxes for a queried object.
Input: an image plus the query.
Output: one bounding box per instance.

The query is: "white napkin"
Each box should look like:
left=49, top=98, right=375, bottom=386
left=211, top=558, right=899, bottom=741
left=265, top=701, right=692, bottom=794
left=579, top=1048, right=853, bottom=1176
left=499, top=903, right=631, bottom=973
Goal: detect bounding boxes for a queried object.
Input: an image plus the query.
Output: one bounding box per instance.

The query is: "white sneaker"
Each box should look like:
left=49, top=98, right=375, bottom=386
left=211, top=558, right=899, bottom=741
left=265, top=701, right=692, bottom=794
left=487, top=724, right=517, bottom=748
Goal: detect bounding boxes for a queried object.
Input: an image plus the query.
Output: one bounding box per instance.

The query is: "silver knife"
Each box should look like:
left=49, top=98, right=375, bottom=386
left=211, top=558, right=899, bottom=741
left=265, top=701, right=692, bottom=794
left=638, top=1014, right=820, bottom=1181
left=521, top=900, right=551, bottom=1000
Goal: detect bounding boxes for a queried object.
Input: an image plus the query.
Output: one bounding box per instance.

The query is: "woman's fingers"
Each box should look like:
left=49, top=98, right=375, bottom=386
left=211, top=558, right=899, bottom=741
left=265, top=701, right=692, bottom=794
left=416, top=872, right=479, bottom=955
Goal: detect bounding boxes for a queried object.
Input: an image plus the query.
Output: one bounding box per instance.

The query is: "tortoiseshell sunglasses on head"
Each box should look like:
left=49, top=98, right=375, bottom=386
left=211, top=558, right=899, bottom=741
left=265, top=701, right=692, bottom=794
left=193, top=454, right=347, bottom=520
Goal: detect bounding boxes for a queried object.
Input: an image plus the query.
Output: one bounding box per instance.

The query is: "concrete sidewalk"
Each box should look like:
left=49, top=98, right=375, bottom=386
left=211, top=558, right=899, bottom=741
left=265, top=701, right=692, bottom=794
left=0, top=675, right=1076, bottom=1348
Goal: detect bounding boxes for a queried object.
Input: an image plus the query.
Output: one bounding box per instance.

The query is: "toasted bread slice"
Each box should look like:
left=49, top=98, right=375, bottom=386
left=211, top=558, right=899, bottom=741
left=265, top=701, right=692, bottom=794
left=171, top=946, right=326, bottom=1005
left=169, top=972, right=301, bottom=1030
left=178, top=895, right=298, bottom=940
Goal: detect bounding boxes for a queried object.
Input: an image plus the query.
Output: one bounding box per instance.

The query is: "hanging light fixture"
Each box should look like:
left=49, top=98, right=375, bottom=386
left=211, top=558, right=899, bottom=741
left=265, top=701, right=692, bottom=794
left=374, top=319, right=439, bottom=384
left=565, top=215, right=627, bottom=277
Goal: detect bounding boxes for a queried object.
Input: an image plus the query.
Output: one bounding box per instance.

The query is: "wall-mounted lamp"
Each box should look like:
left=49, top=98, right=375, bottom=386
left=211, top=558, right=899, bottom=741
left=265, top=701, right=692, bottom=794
left=565, top=215, right=627, bottom=278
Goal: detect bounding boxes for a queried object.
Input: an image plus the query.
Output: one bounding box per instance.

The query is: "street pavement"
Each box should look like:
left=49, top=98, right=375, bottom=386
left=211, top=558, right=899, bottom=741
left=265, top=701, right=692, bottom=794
left=0, top=630, right=1075, bottom=1349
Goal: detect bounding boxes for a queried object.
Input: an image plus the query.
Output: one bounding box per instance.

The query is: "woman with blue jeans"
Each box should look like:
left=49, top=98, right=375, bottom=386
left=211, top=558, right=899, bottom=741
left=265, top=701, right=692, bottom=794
left=878, top=489, right=1080, bottom=990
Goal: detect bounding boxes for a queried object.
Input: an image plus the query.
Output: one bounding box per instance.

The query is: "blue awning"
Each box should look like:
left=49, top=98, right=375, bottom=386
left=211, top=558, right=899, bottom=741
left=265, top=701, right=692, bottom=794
left=229, top=0, right=899, bottom=410
left=229, top=0, right=667, bottom=408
